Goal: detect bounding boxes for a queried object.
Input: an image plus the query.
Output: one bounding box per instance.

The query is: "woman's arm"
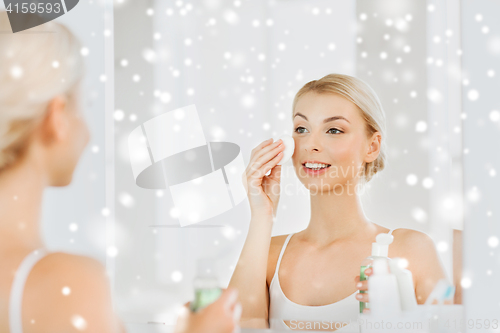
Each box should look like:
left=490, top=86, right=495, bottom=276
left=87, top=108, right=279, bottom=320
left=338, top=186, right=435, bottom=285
left=452, top=229, right=462, bottom=304
left=228, top=213, right=274, bottom=328
left=228, top=138, right=285, bottom=328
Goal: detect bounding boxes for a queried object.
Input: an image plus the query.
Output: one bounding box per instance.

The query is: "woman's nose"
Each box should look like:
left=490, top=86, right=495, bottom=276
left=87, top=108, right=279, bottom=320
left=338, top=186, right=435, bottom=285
left=303, top=133, right=322, bottom=152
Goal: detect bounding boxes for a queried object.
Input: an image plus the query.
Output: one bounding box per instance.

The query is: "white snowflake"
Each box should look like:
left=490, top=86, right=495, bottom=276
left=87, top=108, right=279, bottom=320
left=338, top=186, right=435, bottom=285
left=62, top=286, right=71, bottom=296
left=467, top=89, right=479, bottom=101
left=71, top=315, right=87, bottom=331
left=119, top=192, right=135, bottom=208
left=80, top=47, right=89, bottom=56
left=171, top=271, right=183, bottom=282
left=406, top=174, right=418, bottom=186
left=10, top=66, right=23, bottom=79
left=69, top=223, right=78, bottom=232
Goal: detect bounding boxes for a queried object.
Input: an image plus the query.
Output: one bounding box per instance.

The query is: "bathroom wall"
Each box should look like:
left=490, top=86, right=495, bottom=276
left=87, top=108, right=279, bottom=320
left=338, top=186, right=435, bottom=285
left=460, top=0, right=500, bottom=327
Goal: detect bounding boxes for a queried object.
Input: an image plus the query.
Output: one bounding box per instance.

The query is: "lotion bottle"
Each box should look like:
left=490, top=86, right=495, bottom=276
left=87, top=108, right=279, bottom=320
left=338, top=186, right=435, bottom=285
left=359, top=232, right=394, bottom=313
left=388, top=257, right=418, bottom=312
left=190, top=258, right=222, bottom=312
left=368, top=258, right=402, bottom=317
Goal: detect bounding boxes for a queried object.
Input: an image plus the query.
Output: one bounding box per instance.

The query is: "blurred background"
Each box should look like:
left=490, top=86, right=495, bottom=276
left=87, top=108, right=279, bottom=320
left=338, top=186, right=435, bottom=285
left=2, top=0, right=499, bottom=329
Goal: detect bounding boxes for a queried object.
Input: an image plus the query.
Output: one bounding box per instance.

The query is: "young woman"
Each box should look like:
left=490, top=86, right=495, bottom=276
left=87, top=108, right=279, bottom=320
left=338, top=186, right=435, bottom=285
left=0, top=12, right=240, bottom=333
left=229, top=74, right=448, bottom=330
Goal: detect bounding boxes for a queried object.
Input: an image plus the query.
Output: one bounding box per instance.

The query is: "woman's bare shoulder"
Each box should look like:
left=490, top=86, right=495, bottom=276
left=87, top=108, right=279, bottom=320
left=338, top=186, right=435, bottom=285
left=34, top=251, right=105, bottom=272
left=391, top=228, right=441, bottom=269
left=392, top=228, right=435, bottom=249
left=28, top=252, right=108, bottom=290
left=23, top=252, right=119, bottom=332
left=266, top=235, right=289, bottom=285
left=270, top=234, right=289, bottom=252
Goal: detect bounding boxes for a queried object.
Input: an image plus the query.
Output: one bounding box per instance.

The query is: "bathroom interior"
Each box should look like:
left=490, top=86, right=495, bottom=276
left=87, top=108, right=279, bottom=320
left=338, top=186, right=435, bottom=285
left=19, top=0, right=500, bottom=331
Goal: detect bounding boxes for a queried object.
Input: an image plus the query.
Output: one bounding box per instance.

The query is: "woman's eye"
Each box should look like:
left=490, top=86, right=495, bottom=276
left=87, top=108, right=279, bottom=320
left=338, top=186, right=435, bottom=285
left=295, top=126, right=308, bottom=134
left=328, top=128, right=342, bottom=134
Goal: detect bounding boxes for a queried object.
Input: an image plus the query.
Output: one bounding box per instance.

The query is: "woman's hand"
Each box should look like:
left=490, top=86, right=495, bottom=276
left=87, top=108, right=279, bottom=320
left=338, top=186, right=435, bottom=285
left=175, top=288, right=242, bottom=333
left=354, top=267, right=373, bottom=314
left=243, top=138, right=285, bottom=218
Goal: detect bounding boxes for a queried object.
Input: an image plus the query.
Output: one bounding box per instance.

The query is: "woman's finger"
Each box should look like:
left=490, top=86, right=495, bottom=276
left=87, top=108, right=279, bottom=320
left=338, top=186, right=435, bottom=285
left=248, top=144, right=285, bottom=176
left=267, top=164, right=282, bottom=183
left=245, top=140, right=278, bottom=177
left=355, top=292, right=369, bottom=303
left=247, top=139, right=283, bottom=170
left=248, top=138, right=277, bottom=167
left=244, top=139, right=284, bottom=189
left=233, top=302, right=242, bottom=324
left=250, top=138, right=273, bottom=156
left=250, top=151, right=283, bottom=180
left=355, top=280, right=368, bottom=291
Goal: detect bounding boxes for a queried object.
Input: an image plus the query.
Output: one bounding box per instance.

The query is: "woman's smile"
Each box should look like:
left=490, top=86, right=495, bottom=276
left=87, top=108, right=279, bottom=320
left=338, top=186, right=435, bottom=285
left=302, top=160, right=332, bottom=175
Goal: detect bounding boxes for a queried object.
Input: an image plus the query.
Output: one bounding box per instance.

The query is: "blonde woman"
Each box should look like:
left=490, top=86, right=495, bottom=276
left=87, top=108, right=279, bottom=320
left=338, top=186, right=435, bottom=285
left=0, top=12, right=240, bottom=333
left=229, top=74, right=448, bottom=330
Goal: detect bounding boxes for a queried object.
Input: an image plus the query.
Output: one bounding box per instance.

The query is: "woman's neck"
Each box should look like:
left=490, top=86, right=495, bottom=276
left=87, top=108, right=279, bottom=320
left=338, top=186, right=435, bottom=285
left=303, top=182, right=376, bottom=245
left=0, top=160, right=46, bottom=252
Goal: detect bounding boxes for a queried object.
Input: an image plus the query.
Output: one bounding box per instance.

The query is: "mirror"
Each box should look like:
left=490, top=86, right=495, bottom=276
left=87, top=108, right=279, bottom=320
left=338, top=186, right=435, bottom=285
left=111, top=0, right=500, bottom=330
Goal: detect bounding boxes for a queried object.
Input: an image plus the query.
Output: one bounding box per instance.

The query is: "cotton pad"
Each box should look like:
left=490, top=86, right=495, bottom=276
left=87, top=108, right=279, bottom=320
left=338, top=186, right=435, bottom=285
left=276, top=134, right=295, bottom=165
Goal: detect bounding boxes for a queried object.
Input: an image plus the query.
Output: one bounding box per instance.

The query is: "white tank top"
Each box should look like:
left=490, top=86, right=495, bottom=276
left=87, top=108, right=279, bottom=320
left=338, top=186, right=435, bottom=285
left=268, top=229, right=395, bottom=331
left=9, top=248, right=49, bottom=333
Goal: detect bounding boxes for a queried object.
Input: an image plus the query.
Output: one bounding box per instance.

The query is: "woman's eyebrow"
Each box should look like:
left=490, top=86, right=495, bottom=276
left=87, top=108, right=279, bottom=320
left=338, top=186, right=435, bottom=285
left=323, top=116, right=350, bottom=124
left=293, top=112, right=308, bottom=121
left=293, top=113, right=350, bottom=124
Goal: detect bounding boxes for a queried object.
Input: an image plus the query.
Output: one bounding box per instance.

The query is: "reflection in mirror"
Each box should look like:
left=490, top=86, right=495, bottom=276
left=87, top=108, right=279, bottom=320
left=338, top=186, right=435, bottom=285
left=108, top=0, right=500, bottom=331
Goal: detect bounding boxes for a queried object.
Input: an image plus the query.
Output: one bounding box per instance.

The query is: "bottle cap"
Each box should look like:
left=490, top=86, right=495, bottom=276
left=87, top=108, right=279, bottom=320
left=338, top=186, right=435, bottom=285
left=371, top=232, right=394, bottom=257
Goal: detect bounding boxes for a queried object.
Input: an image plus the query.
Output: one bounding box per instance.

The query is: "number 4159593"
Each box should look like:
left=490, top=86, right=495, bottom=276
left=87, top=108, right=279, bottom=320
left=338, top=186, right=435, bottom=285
left=6, top=2, right=62, bottom=14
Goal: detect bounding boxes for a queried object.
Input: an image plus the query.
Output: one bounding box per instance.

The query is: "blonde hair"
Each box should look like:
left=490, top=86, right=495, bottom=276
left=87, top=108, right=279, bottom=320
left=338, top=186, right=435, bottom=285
left=0, top=11, right=85, bottom=171
left=292, top=73, right=387, bottom=183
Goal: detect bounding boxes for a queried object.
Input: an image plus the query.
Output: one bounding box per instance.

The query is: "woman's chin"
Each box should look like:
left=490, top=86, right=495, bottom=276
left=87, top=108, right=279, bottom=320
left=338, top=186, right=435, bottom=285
left=50, top=174, right=74, bottom=187
left=301, top=179, right=361, bottom=195
left=303, top=182, right=339, bottom=194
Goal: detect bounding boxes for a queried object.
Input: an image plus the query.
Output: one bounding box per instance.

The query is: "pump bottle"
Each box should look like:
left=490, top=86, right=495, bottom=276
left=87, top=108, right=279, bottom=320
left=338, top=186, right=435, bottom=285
left=359, top=232, right=394, bottom=313
left=388, top=257, right=418, bottom=312
left=368, top=258, right=402, bottom=317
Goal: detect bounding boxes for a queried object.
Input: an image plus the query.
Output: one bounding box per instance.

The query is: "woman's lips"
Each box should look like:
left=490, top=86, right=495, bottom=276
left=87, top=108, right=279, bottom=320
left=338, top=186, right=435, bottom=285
left=302, top=165, right=331, bottom=176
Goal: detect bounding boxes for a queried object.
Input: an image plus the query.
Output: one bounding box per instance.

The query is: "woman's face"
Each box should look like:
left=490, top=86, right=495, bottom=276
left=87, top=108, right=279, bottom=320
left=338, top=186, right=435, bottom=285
left=291, top=91, right=377, bottom=194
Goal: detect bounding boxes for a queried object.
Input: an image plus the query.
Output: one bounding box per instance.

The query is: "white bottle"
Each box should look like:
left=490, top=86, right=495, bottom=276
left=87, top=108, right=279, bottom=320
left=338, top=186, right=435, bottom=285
left=388, top=258, right=418, bottom=312
left=190, top=258, right=222, bottom=312
left=368, top=258, right=402, bottom=317
left=359, top=232, right=394, bottom=313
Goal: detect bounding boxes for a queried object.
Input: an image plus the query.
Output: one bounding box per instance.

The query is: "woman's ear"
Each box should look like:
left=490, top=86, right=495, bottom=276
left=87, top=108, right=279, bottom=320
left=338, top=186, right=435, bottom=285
left=38, top=96, right=69, bottom=144
left=364, top=132, right=381, bottom=164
